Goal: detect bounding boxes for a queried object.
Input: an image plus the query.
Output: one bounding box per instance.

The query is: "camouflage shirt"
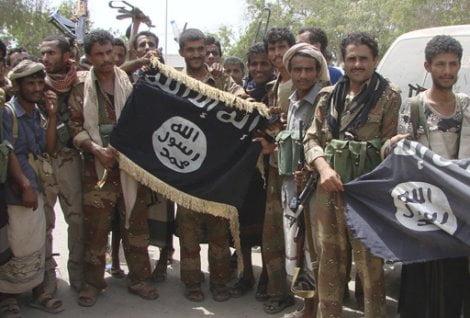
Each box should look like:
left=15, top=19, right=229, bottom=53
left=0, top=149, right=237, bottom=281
left=304, top=81, right=401, bottom=166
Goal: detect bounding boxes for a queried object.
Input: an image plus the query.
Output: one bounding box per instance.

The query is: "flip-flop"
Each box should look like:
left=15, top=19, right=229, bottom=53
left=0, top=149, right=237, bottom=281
left=109, top=268, right=126, bottom=279
left=128, top=281, right=159, bottom=300
left=77, top=285, right=99, bottom=307
left=0, top=297, right=21, bottom=318
left=263, top=295, right=295, bottom=314
left=29, top=293, right=64, bottom=314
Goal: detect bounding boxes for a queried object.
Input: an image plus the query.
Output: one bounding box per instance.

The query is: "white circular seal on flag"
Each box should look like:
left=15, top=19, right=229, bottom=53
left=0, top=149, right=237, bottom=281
left=392, top=182, right=457, bottom=235
left=152, top=116, right=207, bottom=173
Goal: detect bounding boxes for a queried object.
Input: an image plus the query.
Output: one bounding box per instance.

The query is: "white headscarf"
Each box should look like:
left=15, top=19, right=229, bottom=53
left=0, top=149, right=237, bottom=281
left=283, top=43, right=330, bottom=82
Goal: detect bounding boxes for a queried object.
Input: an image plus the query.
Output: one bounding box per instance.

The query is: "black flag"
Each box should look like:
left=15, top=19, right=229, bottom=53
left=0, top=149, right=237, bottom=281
left=110, top=63, right=269, bottom=266
left=344, top=139, right=470, bottom=264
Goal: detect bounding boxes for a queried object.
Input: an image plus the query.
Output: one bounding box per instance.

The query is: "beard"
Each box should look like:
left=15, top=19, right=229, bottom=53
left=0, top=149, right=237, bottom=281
left=432, top=75, right=458, bottom=90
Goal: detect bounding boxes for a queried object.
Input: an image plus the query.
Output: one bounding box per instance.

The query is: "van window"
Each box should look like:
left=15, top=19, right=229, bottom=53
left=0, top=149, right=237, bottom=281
left=379, top=35, right=470, bottom=101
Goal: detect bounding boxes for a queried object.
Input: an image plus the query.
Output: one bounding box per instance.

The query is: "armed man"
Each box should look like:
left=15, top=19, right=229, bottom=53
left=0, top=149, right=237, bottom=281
left=278, top=42, right=329, bottom=318
left=68, top=30, right=158, bottom=307
left=39, top=34, right=84, bottom=294
left=303, top=32, right=401, bottom=317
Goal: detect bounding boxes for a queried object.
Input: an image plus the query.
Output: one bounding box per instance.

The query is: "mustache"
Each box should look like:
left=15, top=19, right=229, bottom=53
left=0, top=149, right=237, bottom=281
left=100, top=61, right=114, bottom=67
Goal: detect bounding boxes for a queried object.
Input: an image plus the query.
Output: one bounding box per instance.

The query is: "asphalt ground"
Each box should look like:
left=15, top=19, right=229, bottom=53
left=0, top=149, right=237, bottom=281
left=17, top=202, right=401, bottom=318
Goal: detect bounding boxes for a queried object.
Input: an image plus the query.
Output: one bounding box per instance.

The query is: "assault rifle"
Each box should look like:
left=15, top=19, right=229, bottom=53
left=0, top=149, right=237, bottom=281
left=291, top=166, right=318, bottom=297
left=289, top=120, right=305, bottom=211
left=252, top=8, right=271, bottom=45
left=108, top=1, right=154, bottom=28
left=49, top=0, right=88, bottom=45
left=288, top=121, right=319, bottom=296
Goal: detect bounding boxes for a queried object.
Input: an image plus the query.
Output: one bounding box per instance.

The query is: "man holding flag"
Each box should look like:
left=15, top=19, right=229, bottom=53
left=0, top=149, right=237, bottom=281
left=68, top=30, right=158, bottom=307
left=391, top=34, right=470, bottom=318
left=303, top=32, right=401, bottom=317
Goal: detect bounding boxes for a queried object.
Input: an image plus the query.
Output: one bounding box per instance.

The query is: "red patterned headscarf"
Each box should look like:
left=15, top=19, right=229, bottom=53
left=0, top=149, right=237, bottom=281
left=45, top=59, right=78, bottom=93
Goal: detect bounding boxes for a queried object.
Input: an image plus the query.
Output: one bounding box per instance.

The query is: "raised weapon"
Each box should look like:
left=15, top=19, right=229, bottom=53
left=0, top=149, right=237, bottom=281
left=49, top=0, right=89, bottom=45
left=108, top=1, right=154, bottom=28
left=252, top=7, right=271, bottom=45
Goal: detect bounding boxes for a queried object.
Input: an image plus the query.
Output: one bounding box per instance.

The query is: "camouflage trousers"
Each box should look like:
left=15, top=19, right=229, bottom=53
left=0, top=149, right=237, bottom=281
left=311, top=188, right=385, bottom=318
left=177, top=207, right=231, bottom=286
left=82, top=157, right=152, bottom=290
left=42, top=148, right=83, bottom=288
left=262, top=165, right=288, bottom=297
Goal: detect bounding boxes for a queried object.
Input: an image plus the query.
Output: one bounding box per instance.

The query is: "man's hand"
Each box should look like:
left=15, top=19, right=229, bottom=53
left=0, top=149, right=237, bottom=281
left=93, top=146, right=117, bottom=169
left=21, top=184, right=38, bottom=210
left=141, top=50, right=158, bottom=65
left=43, top=90, right=58, bottom=116
left=210, top=63, right=225, bottom=79
left=294, top=165, right=313, bottom=187
left=253, top=136, right=277, bottom=154
left=314, top=157, right=343, bottom=192
left=390, top=133, right=410, bottom=146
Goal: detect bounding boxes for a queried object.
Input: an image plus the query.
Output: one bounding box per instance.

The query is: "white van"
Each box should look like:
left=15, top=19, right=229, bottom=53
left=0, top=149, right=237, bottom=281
left=377, top=25, right=470, bottom=101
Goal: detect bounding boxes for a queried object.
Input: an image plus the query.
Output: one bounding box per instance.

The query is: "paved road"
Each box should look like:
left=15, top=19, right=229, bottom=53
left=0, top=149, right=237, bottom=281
left=18, top=203, right=400, bottom=317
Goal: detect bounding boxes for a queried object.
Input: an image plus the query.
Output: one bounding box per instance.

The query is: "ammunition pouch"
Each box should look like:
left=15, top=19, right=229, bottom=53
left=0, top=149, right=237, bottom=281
left=324, top=138, right=382, bottom=183
left=56, top=122, right=72, bottom=151
left=276, top=129, right=302, bottom=176
left=27, top=153, right=53, bottom=184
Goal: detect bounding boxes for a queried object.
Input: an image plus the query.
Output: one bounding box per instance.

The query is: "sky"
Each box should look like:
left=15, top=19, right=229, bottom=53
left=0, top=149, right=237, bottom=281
left=49, top=0, right=247, bottom=55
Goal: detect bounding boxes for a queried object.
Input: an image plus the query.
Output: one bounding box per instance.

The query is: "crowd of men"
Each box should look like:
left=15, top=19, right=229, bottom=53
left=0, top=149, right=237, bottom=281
left=0, top=15, right=468, bottom=318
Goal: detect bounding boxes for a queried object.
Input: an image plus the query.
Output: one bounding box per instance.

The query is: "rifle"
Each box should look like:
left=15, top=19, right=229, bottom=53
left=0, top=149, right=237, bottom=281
left=252, top=8, right=271, bottom=45
left=291, top=171, right=318, bottom=297
left=108, top=1, right=154, bottom=28
left=285, top=120, right=318, bottom=297
left=49, top=0, right=88, bottom=45
left=408, top=83, right=426, bottom=98
left=289, top=120, right=305, bottom=212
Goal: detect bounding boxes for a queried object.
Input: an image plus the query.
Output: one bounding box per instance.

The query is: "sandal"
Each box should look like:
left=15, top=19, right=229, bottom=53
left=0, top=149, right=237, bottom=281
left=0, top=297, right=21, bottom=318
left=184, top=284, right=204, bottom=302
left=230, top=278, right=254, bottom=298
left=128, top=281, right=159, bottom=300
left=263, top=295, right=295, bottom=314
left=29, top=293, right=64, bottom=314
left=77, top=284, right=100, bottom=307
left=210, top=284, right=231, bottom=302
left=109, top=267, right=126, bottom=279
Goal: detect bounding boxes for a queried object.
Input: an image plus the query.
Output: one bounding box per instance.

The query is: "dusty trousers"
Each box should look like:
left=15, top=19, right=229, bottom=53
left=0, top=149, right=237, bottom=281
left=311, top=188, right=385, bottom=318
left=81, top=157, right=152, bottom=290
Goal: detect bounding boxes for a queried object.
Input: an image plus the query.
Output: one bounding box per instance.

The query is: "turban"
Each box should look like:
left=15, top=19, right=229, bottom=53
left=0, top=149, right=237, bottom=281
left=283, top=43, right=330, bottom=82
left=8, top=60, right=45, bottom=81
